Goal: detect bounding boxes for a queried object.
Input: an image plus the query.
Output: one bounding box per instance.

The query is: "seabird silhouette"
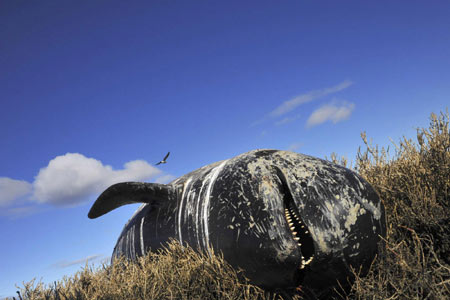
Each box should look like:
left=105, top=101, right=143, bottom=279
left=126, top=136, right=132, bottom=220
left=155, top=152, right=170, bottom=165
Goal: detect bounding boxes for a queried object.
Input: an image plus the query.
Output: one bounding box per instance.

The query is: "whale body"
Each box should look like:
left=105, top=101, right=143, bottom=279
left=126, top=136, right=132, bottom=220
left=89, top=149, right=385, bottom=296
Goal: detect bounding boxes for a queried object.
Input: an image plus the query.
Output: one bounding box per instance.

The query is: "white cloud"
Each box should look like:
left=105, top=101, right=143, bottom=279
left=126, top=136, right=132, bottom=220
left=275, top=115, right=301, bottom=126
left=0, top=177, right=32, bottom=207
left=51, top=254, right=104, bottom=269
left=269, top=80, right=353, bottom=118
left=287, top=142, right=303, bottom=152
left=33, top=153, right=161, bottom=206
left=155, top=174, right=177, bottom=184
left=0, top=153, right=174, bottom=217
left=306, top=101, right=355, bottom=128
left=1, top=205, right=45, bottom=219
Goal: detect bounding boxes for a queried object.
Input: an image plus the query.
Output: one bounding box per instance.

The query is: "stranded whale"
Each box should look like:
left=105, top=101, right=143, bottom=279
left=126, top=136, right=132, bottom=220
left=89, top=149, right=385, bottom=296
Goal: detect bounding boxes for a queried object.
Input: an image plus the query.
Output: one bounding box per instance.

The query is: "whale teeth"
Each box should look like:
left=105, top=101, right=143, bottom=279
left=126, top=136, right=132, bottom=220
left=284, top=202, right=315, bottom=272
left=284, top=203, right=314, bottom=270
left=299, top=255, right=314, bottom=270
left=304, top=255, right=314, bottom=265
left=286, top=206, right=305, bottom=238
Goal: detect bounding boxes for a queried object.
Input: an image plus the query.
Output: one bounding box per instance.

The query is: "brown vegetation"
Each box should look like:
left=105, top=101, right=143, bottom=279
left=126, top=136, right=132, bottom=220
left=11, top=241, right=289, bottom=300
left=331, top=110, right=450, bottom=299
left=10, top=110, right=449, bottom=299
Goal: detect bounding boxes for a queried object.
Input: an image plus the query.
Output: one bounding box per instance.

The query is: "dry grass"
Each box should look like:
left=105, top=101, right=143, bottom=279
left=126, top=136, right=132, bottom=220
left=331, top=109, right=450, bottom=299
left=10, top=241, right=294, bottom=300
left=9, top=110, right=450, bottom=299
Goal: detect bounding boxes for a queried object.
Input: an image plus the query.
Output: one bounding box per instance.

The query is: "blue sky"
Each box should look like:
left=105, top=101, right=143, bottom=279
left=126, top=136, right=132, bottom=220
left=1, top=0, right=449, bottom=297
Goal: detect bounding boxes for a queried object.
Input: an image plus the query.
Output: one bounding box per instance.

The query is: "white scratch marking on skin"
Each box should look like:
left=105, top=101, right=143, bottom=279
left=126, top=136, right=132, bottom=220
left=345, top=204, right=360, bottom=231
left=133, top=225, right=136, bottom=260
left=140, top=216, right=145, bottom=256
left=128, top=226, right=136, bottom=260
left=178, top=178, right=192, bottom=245
left=196, top=180, right=208, bottom=250
left=124, top=232, right=128, bottom=253
left=310, top=227, right=329, bottom=253
left=122, top=203, right=147, bottom=232
left=125, top=230, right=129, bottom=256
left=203, top=160, right=228, bottom=255
left=117, top=237, right=124, bottom=258
left=325, top=201, right=334, bottom=212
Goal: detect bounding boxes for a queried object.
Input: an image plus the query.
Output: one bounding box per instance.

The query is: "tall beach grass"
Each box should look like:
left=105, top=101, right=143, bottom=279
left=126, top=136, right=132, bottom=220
left=9, top=110, right=449, bottom=299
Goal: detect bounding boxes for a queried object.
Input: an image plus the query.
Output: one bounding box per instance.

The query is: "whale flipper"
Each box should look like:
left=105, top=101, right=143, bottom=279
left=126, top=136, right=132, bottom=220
left=88, top=182, right=174, bottom=219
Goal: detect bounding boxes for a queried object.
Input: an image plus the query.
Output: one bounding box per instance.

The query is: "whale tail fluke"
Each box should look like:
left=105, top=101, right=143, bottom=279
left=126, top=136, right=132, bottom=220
left=88, top=182, right=174, bottom=219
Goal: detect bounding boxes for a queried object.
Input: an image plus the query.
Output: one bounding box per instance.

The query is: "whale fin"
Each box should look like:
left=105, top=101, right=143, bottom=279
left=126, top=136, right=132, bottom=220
left=88, top=182, right=174, bottom=219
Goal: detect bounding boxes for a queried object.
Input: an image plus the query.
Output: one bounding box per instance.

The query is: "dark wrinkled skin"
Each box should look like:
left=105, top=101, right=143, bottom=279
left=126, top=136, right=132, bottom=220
left=89, top=149, right=386, bottom=297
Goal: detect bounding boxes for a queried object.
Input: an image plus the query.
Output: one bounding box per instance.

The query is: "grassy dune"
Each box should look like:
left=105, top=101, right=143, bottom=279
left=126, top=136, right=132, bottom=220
left=330, top=110, right=450, bottom=299
left=9, top=110, right=449, bottom=300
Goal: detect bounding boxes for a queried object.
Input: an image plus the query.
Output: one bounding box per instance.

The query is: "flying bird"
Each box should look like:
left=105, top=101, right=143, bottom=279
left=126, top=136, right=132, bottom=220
left=155, top=152, right=170, bottom=165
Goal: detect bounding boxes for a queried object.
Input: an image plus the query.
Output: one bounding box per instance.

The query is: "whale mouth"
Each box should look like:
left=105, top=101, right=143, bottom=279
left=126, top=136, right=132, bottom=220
left=276, top=169, right=315, bottom=270
left=284, top=201, right=314, bottom=269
